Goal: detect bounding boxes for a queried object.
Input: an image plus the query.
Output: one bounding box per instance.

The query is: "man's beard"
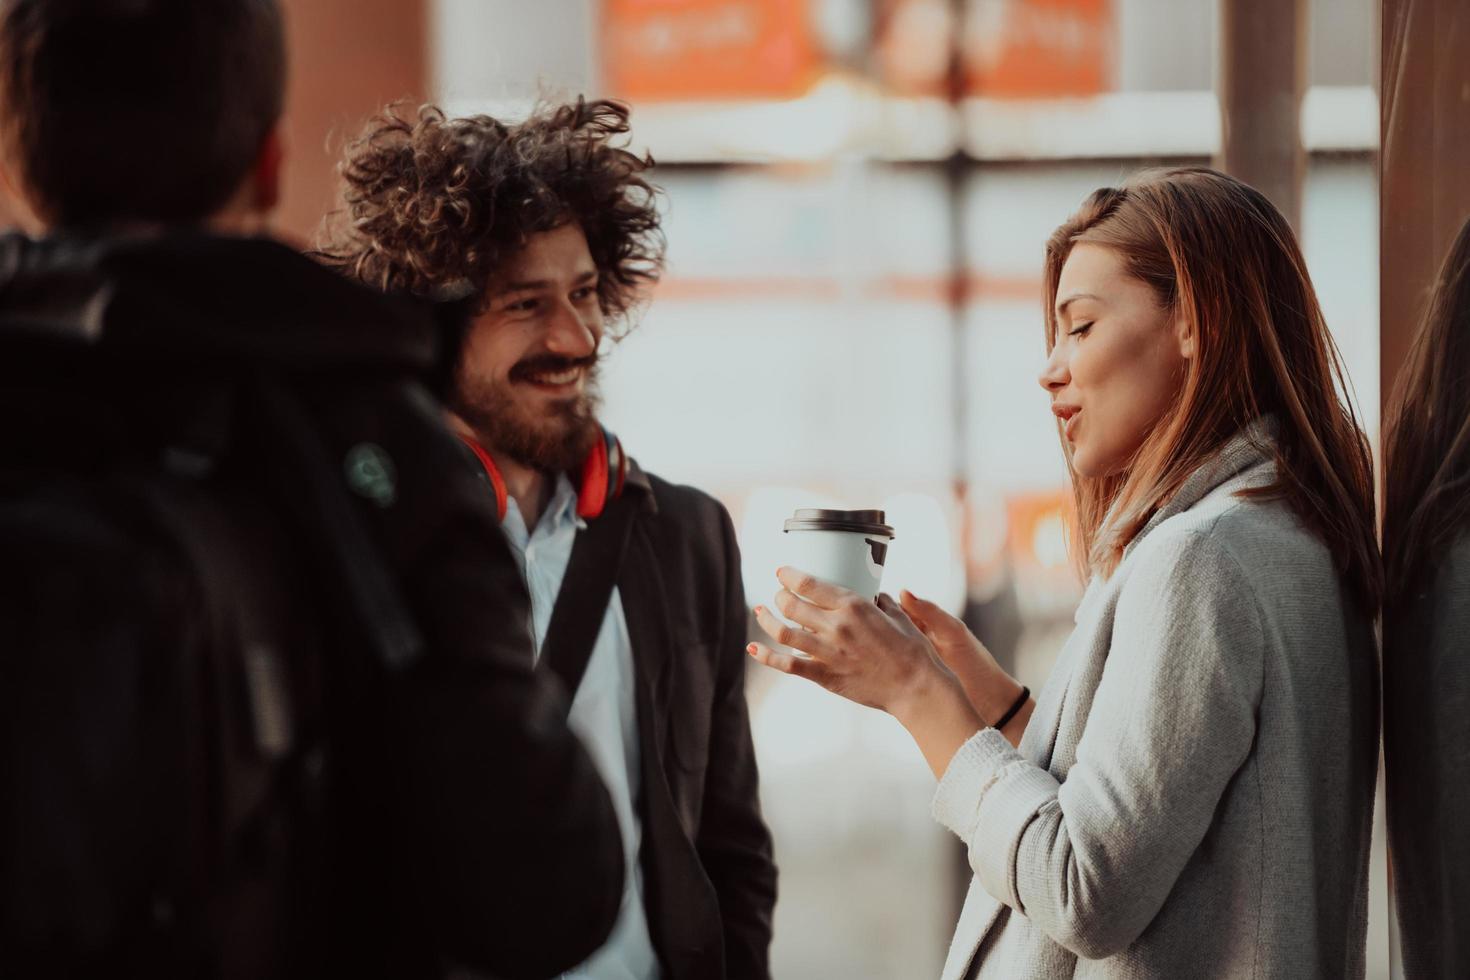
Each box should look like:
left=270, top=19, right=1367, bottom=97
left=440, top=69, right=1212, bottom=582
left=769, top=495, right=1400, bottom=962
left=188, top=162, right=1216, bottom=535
left=451, top=353, right=603, bottom=474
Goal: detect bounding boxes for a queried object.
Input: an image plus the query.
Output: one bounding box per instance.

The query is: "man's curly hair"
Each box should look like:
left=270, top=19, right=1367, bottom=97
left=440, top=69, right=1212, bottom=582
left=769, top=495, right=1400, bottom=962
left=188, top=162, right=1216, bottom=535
left=318, top=98, right=664, bottom=334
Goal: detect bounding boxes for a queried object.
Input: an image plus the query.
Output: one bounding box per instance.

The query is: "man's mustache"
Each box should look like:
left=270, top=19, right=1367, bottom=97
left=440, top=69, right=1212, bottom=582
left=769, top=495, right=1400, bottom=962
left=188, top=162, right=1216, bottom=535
left=509, top=353, right=599, bottom=382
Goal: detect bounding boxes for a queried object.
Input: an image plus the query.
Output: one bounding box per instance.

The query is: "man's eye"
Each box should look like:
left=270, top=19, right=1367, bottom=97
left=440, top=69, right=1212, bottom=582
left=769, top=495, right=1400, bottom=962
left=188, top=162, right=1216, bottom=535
left=507, top=298, right=539, bottom=312
left=1068, top=322, right=1093, bottom=337
left=571, top=286, right=596, bottom=302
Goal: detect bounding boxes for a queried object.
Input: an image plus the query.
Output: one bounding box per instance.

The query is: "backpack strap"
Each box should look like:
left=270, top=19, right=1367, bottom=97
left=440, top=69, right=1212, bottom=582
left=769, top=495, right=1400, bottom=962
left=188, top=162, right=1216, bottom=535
left=536, top=490, right=637, bottom=708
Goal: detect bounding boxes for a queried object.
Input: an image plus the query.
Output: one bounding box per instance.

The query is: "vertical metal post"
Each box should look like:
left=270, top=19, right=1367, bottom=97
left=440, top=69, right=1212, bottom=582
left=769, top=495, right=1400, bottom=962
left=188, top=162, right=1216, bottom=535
left=1217, top=0, right=1309, bottom=230
left=1380, top=0, right=1470, bottom=418
left=945, top=0, right=974, bottom=929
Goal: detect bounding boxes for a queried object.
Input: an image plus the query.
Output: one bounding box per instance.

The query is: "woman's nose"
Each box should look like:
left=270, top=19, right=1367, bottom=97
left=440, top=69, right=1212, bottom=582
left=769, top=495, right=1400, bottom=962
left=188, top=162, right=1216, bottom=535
left=1038, top=344, right=1069, bottom=393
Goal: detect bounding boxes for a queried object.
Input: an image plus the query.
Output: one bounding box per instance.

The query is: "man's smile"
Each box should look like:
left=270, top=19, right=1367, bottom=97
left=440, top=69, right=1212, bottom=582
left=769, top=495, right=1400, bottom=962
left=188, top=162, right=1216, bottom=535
left=516, top=364, right=586, bottom=395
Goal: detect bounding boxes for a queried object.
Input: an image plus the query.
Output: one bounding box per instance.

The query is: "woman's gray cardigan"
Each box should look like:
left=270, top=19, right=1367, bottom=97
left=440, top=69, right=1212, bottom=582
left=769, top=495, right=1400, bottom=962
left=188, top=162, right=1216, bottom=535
left=933, top=425, right=1379, bottom=979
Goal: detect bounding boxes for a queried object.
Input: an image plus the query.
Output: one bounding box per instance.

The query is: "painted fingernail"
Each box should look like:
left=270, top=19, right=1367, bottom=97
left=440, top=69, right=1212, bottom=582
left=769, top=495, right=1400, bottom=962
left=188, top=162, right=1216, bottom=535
left=746, top=643, right=757, bottom=654
left=753, top=605, right=765, bottom=616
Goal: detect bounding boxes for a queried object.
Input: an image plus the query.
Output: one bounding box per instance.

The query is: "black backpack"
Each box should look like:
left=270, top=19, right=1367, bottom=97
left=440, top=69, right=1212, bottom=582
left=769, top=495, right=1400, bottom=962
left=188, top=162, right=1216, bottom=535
left=0, top=372, right=427, bottom=978
left=0, top=232, right=627, bottom=979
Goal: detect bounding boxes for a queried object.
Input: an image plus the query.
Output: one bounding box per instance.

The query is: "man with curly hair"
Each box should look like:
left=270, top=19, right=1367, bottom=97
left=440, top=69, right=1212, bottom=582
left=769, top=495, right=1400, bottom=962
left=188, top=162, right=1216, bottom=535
left=322, top=100, right=778, bottom=980
left=0, top=2, right=625, bottom=976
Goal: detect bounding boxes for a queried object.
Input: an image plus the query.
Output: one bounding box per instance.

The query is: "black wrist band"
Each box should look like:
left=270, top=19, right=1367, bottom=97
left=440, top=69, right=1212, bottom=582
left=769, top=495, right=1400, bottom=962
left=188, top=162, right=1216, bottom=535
left=993, top=685, right=1030, bottom=731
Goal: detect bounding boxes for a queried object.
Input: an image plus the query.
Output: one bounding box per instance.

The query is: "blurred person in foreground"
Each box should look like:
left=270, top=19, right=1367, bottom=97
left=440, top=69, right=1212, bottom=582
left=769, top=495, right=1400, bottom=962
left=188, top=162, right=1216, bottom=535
left=749, top=168, right=1380, bottom=978
left=0, top=1, right=623, bottom=976
left=320, top=99, right=778, bottom=980
left=1382, top=213, right=1470, bottom=978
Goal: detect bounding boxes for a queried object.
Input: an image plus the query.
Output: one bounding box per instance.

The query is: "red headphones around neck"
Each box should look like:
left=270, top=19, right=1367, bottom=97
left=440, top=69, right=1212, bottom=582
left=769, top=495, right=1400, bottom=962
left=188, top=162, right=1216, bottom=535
left=457, top=426, right=627, bottom=522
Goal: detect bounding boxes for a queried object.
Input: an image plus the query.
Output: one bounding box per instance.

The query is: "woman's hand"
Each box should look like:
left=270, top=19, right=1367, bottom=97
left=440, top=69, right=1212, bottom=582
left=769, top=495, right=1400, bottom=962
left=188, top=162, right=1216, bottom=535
left=748, top=567, right=942, bottom=717
left=748, top=568, right=988, bottom=777
left=896, top=591, right=1027, bottom=729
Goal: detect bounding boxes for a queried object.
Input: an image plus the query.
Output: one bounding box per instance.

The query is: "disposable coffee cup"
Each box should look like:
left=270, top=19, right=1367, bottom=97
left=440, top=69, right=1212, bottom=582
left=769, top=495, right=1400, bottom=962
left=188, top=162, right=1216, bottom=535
left=781, top=508, right=896, bottom=601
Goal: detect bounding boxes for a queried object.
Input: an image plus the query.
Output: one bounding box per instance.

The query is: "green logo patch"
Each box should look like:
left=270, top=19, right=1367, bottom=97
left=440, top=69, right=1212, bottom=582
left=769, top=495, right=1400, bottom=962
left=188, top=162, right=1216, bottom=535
left=344, top=442, right=397, bottom=508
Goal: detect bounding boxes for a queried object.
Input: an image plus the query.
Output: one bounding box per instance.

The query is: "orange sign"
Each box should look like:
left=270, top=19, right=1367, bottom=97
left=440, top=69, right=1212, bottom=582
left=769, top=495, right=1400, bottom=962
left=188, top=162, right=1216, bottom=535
left=964, top=0, right=1114, bottom=98
left=875, top=0, right=957, bottom=97
left=602, top=0, right=821, bottom=101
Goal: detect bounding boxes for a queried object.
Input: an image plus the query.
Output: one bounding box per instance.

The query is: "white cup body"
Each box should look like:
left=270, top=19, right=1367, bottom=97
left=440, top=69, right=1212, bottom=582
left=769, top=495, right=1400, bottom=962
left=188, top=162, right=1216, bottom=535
left=784, top=528, right=891, bottom=600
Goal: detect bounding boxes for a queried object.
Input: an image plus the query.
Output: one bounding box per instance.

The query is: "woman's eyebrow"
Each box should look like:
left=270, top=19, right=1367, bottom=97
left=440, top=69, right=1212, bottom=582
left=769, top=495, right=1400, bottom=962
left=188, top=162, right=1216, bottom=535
left=1056, top=291, right=1102, bottom=316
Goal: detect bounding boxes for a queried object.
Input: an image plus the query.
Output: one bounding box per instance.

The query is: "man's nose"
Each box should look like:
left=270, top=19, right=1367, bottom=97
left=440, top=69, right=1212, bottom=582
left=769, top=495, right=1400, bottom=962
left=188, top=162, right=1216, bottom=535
left=544, top=301, right=598, bottom=358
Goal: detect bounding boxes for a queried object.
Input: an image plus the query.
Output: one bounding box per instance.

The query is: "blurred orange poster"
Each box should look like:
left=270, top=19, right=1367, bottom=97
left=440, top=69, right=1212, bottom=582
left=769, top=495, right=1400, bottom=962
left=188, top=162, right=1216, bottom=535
left=1004, top=489, right=1074, bottom=572
left=965, top=0, right=1114, bottom=98
left=602, top=0, right=821, bottom=101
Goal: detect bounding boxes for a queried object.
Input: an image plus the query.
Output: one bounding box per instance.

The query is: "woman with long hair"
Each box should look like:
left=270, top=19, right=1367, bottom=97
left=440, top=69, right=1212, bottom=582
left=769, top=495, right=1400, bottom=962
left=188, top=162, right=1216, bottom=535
left=749, top=167, right=1380, bottom=978
left=1381, top=214, right=1470, bottom=978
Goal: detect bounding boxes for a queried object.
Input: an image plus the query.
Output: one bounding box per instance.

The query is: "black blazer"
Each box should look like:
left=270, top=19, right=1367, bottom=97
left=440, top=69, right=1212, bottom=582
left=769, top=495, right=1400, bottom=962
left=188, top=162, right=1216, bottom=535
left=613, top=463, right=778, bottom=980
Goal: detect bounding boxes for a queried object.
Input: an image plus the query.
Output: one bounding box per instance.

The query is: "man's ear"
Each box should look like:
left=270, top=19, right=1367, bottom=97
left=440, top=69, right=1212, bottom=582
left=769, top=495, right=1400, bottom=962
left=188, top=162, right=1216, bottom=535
left=250, top=126, right=283, bottom=214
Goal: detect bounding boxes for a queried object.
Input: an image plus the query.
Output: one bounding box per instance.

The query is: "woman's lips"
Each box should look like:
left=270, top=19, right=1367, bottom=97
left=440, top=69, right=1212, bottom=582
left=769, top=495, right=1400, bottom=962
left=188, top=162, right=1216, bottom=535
left=1052, top=403, right=1080, bottom=440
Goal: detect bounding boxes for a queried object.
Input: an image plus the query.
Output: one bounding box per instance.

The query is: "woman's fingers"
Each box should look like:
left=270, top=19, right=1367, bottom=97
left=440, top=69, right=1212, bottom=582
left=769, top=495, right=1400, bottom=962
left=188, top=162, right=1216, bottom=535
left=776, top=566, right=858, bottom=611
left=900, top=591, right=983, bottom=678
left=773, top=587, right=827, bottom=632
left=897, top=596, right=932, bottom=636
left=896, top=593, right=1015, bottom=725
left=879, top=593, right=957, bottom=678
left=876, top=593, right=921, bottom=635
left=753, top=602, right=828, bottom=658
left=900, top=590, right=970, bottom=648
left=897, top=590, right=947, bottom=647
left=747, top=641, right=831, bottom=685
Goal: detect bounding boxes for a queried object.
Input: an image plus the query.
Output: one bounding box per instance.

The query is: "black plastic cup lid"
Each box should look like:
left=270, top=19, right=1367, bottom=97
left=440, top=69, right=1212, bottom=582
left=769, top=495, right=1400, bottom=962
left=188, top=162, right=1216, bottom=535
left=783, top=508, right=895, bottom=538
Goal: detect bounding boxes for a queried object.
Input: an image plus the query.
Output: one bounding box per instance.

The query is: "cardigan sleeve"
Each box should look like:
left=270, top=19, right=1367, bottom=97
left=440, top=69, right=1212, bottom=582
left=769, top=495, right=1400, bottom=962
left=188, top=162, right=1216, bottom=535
left=932, top=527, right=1265, bottom=960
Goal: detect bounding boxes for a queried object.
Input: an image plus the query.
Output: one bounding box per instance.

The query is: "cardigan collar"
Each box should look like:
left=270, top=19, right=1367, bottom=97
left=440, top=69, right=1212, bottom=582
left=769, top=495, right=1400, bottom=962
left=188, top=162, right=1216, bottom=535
left=1120, top=415, right=1279, bottom=563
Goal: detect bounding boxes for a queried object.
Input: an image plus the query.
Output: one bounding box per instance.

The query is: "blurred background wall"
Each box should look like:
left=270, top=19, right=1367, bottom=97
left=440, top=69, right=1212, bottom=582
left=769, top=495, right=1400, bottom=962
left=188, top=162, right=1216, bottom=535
left=274, top=0, right=428, bottom=244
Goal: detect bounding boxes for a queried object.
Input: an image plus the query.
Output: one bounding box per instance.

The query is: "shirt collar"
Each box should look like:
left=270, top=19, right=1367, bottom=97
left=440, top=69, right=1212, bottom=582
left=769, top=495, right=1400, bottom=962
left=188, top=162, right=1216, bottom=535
left=502, top=472, right=585, bottom=550
left=542, top=472, right=584, bottom=534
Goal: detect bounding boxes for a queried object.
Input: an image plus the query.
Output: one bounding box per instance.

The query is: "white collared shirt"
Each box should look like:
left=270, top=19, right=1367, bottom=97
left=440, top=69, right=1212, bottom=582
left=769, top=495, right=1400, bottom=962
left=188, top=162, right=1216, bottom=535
left=501, top=474, right=659, bottom=980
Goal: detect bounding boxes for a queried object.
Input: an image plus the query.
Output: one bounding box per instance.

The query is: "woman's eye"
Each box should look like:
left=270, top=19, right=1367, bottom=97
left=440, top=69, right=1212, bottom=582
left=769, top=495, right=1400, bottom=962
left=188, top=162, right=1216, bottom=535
left=1068, top=322, right=1093, bottom=337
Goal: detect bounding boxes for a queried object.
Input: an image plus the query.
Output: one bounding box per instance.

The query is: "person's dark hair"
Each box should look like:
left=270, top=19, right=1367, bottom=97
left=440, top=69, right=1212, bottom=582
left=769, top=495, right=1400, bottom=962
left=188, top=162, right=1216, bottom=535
left=318, top=99, right=664, bottom=335
left=1382, top=214, right=1470, bottom=605
left=0, top=0, right=286, bottom=228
